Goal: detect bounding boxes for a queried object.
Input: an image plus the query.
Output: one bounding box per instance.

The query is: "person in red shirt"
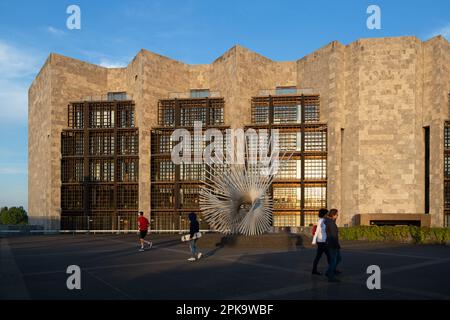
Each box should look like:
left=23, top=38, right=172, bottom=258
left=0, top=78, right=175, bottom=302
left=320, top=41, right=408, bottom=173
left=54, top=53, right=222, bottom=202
left=137, top=211, right=152, bottom=252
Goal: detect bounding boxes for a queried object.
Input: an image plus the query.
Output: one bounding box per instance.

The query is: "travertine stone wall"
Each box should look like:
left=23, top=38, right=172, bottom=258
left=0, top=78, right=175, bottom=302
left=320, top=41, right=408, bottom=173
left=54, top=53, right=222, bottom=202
left=29, top=36, right=450, bottom=228
left=29, top=54, right=108, bottom=228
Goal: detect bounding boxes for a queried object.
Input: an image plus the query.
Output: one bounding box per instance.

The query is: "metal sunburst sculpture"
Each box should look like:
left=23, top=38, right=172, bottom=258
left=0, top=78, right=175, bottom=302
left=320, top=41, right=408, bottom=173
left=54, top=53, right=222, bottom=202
left=199, top=134, right=292, bottom=236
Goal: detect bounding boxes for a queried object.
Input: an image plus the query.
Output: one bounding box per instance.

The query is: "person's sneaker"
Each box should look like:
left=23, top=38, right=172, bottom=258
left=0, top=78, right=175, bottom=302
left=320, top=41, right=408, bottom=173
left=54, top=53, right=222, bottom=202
left=335, top=270, right=342, bottom=275
left=187, top=257, right=196, bottom=262
left=139, top=248, right=145, bottom=252
left=197, top=252, right=202, bottom=260
left=312, top=271, right=322, bottom=275
left=147, top=241, right=153, bottom=249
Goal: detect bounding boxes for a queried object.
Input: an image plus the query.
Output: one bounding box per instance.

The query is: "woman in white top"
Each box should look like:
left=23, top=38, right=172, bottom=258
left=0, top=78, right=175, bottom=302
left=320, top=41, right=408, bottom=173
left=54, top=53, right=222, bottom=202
left=312, top=208, right=331, bottom=275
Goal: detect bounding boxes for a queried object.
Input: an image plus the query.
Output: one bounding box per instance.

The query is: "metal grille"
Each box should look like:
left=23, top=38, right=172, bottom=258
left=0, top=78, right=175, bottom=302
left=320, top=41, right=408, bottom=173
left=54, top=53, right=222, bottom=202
left=274, top=158, right=301, bottom=180
left=180, top=163, right=206, bottom=181
left=61, top=131, right=84, bottom=156
left=151, top=185, right=175, bottom=209
left=89, top=132, right=115, bottom=155
left=90, top=185, right=115, bottom=210
left=273, top=187, right=301, bottom=209
left=61, top=185, right=84, bottom=210
left=272, top=214, right=299, bottom=227
left=304, top=183, right=327, bottom=210
left=117, top=158, right=138, bottom=182
left=89, top=158, right=115, bottom=182
left=305, top=128, right=327, bottom=152
left=89, top=102, right=115, bottom=128
left=117, top=184, right=138, bottom=209
left=117, top=130, right=139, bottom=155
left=61, top=158, right=84, bottom=183
left=151, top=158, right=175, bottom=181
left=445, top=121, right=450, bottom=226
left=249, top=94, right=326, bottom=226
left=158, top=98, right=225, bottom=127
left=180, top=184, right=201, bottom=209
left=61, top=100, right=139, bottom=230
left=305, top=157, right=327, bottom=180
left=68, top=103, right=84, bottom=129
left=152, top=97, right=227, bottom=231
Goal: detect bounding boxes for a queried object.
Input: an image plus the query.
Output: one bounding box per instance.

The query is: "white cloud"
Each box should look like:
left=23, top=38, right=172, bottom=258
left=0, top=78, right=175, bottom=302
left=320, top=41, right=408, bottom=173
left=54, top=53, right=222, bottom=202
left=0, top=167, right=27, bottom=175
left=0, top=40, right=41, bottom=78
left=98, top=58, right=128, bottom=68
left=46, top=26, right=66, bottom=36
left=429, top=23, right=450, bottom=40
left=0, top=79, right=28, bottom=120
left=0, top=40, right=42, bottom=120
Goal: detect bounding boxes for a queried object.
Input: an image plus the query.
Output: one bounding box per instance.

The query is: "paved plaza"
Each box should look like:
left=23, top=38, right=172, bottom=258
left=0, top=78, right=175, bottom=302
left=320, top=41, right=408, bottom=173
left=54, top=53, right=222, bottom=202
left=1, top=234, right=449, bottom=300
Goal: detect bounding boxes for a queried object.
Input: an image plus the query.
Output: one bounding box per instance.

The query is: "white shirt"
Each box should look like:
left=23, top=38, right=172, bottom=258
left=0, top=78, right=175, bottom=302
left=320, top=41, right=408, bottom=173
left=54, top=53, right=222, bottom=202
left=312, top=218, right=327, bottom=245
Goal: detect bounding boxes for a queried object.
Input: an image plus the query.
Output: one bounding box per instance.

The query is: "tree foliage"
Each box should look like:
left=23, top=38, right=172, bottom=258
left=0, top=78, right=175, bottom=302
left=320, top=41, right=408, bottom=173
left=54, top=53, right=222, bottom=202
left=0, top=206, right=28, bottom=225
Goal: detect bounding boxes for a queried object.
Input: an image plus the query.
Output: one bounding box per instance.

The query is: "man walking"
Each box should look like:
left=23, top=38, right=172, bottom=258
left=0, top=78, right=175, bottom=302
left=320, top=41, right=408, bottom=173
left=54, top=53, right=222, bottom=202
left=312, top=208, right=330, bottom=275
left=138, top=211, right=152, bottom=252
left=325, top=209, right=342, bottom=282
left=187, top=212, right=202, bottom=262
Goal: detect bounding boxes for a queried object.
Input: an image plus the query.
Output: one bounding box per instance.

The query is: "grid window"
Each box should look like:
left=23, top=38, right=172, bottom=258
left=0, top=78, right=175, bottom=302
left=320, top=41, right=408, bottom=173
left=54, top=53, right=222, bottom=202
left=162, top=107, right=175, bottom=126
left=181, top=107, right=207, bottom=126
left=89, top=159, right=115, bottom=182
left=210, top=103, right=224, bottom=125
left=190, top=89, right=210, bottom=98
left=253, top=106, right=269, bottom=124
left=445, top=211, right=450, bottom=228
left=180, top=163, right=205, bottom=181
left=89, top=132, right=115, bottom=155
left=273, top=214, right=300, bottom=227
left=118, top=106, right=135, bottom=128
left=303, top=213, right=317, bottom=227
left=118, top=158, right=138, bottom=182
left=445, top=155, right=450, bottom=179
left=159, top=135, right=172, bottom=153
left=304, top=184, right=326, bottom=209
left=151, top=186, right=174, bottom=209
left=279, top=131, right=301, bottom=151
left=90, top=104, right=115, bottom=128
left=445, top=181, right=450, bottom=208
left=90, top=185, right=115, bottom=210
left=304, top=104, right=320, bottom=122
left=305, top=131, right=327, bottom=152
left=61, top=185, right=83, bottom=210
left=62, top=131, right=84, bottom=156
left=152, top=160, right=175, bottom=181
left=446, top=125, right=450, bottom=149
left=273, top=187, right=301, bottom=209
left=62, top=159, right=84, bottom=182
left=118, top=131, right=138, bottom=155
left=304, top=158, right=327, bottom=180
left=68, top=104, right=84, bottom=129
left=276, top=87, right=297, bottom=95
left=117, top=185, right=138, bottom=209
left=274, top=105, right=301, bottom=124
left=108, top=92, right=127, bottom=101
left=180, top=185, right=200, bottom=209
left=275, top=159, right=301, bottom=180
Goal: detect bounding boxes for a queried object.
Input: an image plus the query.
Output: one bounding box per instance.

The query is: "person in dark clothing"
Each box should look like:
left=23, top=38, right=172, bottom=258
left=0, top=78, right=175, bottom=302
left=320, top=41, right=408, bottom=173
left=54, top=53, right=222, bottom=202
left=325, top=209, right=342, bottom=282
left=312, top=208, right=331, bottom=275
left=188, top=212, right=202, bottom=262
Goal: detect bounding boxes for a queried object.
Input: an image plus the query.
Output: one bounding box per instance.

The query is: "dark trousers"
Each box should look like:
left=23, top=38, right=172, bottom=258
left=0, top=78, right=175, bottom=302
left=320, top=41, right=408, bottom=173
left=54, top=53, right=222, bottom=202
left=326, top=248, right=342, bottom=280
left=312, top=242, right=330, bottom=272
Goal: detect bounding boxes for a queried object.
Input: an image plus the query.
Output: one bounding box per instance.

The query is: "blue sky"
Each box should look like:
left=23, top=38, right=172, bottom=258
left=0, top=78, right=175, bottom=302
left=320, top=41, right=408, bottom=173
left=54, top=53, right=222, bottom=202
left=0, top=0, right=449, bottom=211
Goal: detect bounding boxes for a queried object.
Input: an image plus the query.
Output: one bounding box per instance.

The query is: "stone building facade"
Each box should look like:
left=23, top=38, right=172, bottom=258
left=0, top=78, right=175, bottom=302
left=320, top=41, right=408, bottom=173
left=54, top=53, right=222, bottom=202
left=28, top=36, right=450, bottom=229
